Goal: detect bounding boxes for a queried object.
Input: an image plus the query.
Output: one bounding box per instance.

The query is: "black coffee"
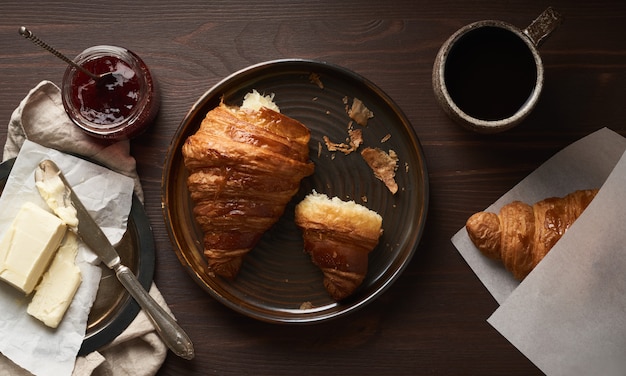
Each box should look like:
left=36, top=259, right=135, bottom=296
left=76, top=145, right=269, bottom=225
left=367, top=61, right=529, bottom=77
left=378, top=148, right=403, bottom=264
left=444, top=26, right=537, bottom=121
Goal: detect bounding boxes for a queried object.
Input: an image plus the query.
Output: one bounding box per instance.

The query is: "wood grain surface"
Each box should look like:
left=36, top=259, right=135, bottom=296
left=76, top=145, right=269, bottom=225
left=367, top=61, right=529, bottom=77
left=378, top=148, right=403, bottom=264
left=1, top=1, right=626, bottom=375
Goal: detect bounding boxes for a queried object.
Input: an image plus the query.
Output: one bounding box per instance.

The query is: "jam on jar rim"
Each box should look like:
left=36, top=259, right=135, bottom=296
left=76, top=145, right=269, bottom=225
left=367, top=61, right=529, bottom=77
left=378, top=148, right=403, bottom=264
left=62, top=45, right=158, bottom=140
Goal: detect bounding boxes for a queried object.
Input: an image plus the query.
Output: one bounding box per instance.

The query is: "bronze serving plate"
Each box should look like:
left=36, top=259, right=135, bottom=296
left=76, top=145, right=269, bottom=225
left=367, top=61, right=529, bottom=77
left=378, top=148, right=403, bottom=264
left=162, top=59, right=429, bottom=323
left=0, top=158, right=155, bottom=354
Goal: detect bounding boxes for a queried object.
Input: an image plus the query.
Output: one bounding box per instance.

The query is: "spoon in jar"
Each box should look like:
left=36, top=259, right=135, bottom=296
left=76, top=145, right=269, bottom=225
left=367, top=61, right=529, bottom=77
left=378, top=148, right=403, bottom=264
left=19, top=26, right=115, bottom=85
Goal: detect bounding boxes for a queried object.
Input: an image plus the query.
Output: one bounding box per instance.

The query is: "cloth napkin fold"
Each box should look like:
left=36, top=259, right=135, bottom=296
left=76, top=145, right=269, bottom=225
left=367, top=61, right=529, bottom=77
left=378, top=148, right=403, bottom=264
left=1, top=80, right=169, bottom=376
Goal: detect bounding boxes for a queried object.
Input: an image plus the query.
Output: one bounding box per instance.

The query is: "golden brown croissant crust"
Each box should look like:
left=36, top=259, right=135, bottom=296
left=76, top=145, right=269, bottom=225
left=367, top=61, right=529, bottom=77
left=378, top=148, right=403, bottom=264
left=465, top=189, right=598, bottom=280
left=182, top=102, right=315, bottom=279
left=295, top=192, right=383, bottom=300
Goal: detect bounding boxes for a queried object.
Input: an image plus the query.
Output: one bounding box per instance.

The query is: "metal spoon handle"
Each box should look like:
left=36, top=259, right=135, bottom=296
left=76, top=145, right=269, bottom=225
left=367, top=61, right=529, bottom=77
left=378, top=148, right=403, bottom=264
left=19, top=26, right=99, bottom=80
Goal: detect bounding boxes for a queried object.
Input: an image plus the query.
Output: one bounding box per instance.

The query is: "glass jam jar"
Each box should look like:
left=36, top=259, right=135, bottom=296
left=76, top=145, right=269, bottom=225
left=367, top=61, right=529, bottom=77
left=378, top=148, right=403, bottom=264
left=61, top=45, right=159, bottom=140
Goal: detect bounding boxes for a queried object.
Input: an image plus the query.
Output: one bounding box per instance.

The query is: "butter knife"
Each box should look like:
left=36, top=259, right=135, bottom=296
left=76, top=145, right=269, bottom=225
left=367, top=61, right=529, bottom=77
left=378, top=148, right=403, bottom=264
left=35, top=159, right=194, bottom=360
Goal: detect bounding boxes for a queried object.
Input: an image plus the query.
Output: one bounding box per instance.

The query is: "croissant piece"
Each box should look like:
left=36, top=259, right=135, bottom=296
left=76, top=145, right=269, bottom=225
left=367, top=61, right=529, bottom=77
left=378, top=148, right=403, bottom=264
left=295, top=192, right=383, bottom=300
left=466, top=189, right=598, bottom=279
left=182, top=97, right=315, bottom=279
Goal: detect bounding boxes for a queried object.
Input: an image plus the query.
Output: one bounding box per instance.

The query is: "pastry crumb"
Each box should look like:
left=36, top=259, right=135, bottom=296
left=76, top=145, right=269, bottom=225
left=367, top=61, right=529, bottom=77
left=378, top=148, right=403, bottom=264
left=300, top=301, right=314, bottom=310
left=347, top=97, right=374, bottom=126
left=322, top=128, right=363, bottom=155
left=323, top=136, right=349, bottom=154
left=348, top=128, right=363, bottom=150
left=361, top=147, right=399, bottom=194
left=309, top=73, right=324, bottom=89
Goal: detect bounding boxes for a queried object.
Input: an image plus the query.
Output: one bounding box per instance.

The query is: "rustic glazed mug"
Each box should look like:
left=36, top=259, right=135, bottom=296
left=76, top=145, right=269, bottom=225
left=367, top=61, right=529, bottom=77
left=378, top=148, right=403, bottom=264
left=433, top=7, right=562, bottom=133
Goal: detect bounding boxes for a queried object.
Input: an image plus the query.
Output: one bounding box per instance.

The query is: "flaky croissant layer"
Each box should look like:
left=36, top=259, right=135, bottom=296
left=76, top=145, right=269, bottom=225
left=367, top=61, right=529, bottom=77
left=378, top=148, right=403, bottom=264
left=183, top=101, right=314, bottom=279
left=466, top=189, right=598, bottom=280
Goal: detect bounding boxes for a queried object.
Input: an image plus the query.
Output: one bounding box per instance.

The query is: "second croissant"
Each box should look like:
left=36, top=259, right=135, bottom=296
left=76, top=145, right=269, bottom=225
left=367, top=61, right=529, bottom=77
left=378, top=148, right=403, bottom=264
left=465, top=189, right=598, bottom=279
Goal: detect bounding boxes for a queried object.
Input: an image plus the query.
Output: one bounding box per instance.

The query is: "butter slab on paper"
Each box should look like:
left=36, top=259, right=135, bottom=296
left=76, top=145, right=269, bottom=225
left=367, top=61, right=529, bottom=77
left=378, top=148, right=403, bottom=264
left=0, top=202, right=66, bottom=294
left=27, top=232, right=82, bottom=328
left=487, top=148, right=626, bottom=376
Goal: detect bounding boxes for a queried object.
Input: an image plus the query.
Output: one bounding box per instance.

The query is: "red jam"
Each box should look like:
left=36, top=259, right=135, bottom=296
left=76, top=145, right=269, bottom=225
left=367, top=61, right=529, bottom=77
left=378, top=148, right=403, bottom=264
left=62, top=46, right=159, bottom=140
left=73, top=57, right=141, bottom=124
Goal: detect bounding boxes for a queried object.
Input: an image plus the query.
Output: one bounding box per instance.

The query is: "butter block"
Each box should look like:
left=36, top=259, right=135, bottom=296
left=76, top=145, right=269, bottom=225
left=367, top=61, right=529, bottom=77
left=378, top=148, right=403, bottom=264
left=0, top=202, right=67, bottom=294
left=35, top=171, right=78, bottom=228
left=27, top=232, right=82, bottom=328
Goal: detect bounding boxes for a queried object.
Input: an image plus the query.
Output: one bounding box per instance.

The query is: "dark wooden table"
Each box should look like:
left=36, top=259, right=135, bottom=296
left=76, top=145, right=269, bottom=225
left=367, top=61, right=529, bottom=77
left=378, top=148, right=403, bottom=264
left=2, top=1, right=625, bottom=375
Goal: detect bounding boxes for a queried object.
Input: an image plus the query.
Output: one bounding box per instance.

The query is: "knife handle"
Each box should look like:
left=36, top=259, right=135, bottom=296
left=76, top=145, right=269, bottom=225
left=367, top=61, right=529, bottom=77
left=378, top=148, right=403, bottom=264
left=115, top=264, right=195, bottom=360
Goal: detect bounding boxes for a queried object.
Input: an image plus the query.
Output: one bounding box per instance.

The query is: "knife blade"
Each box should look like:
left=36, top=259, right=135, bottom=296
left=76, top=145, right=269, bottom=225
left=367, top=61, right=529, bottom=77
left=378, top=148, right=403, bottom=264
left=35, top=159, right=194, bottom=360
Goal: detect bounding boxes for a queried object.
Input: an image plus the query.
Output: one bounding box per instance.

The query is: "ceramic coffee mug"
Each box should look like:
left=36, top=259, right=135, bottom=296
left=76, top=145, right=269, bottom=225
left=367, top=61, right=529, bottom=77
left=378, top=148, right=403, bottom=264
left=433, top=7, right=562, bottom=133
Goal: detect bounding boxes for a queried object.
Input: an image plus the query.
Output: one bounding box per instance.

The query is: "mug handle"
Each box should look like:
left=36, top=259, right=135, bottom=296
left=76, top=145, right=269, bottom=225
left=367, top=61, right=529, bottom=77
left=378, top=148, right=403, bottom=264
left=523, top=7, right=563, bottom=47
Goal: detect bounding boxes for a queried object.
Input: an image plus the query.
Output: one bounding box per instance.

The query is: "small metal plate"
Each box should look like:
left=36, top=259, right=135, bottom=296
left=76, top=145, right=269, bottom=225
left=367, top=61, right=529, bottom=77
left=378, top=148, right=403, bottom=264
left=0, top=158, right=155, bottom=354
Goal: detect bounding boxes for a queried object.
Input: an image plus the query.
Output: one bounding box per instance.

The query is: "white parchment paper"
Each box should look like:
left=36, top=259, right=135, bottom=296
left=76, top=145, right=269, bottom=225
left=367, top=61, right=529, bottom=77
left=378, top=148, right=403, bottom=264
left=488, top=148, right=626, bottom=375
left=0, top=140, right=135, bottom=376
left=451, top=127, right=626, bottom=375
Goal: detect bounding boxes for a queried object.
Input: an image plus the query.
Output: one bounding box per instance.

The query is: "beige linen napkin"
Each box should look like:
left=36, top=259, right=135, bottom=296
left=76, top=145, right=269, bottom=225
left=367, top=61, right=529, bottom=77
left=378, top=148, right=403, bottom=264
left=1, top=81, right=169, bottom=376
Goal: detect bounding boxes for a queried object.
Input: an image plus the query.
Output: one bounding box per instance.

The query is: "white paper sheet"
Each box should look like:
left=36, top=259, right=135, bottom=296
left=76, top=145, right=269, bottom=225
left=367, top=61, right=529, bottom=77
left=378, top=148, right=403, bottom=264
left=0, top=140, right=135, bottom=376
left=451, top=128, right=626, bottom=375
left=488, top=146, right=626, bottom=375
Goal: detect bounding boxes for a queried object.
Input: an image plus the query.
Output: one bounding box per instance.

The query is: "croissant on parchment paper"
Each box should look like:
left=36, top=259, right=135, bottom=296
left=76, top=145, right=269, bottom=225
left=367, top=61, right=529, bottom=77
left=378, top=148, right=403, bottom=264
left=465, top=189, right=598, bottom=280
left=182, top=93, right=315, bottom=279
left=295, top=192, right=383, bottom=300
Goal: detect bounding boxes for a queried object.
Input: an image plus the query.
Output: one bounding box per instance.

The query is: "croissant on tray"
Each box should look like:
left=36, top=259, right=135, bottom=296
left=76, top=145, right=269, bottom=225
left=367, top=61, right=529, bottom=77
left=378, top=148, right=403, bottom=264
left=182, top=92, right=315, bottom=279
left=295, top=192, right=383, bottom=300
left=465, top=189, right=598, bottom=280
